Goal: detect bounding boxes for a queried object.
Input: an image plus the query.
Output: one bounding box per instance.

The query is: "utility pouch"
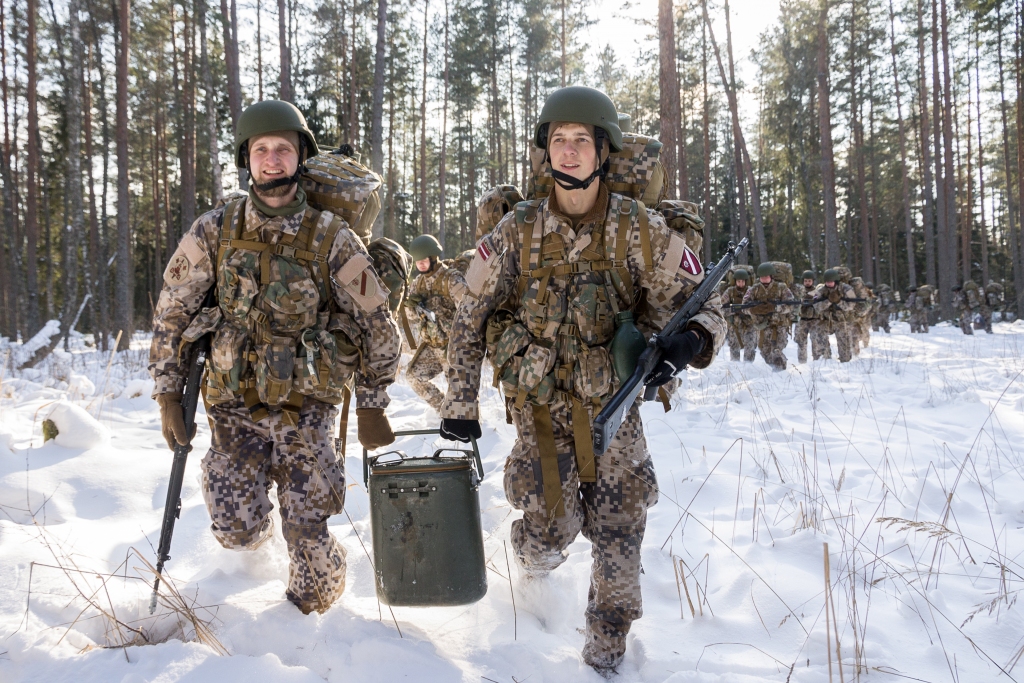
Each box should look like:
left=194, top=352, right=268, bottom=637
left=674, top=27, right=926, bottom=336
left=255, top=335, right=295, bottom=407
left=207, top=324, right=250, bottom=401
left=261, top=277, right=320, bottom=334
left=218, top=264, right=259, bottom=325
left=484, top=309, right=516, bottom=359
left=573, top=345, right=613, bottom=400
left=522, top=280, right=566, bottom=338
left=491, top=322, right=530, bottom=373
left=179, top=306, right=223, bottom=361
left=569, top=282, right=614, bottom=346
left=516, top=344, right=556, bottom=406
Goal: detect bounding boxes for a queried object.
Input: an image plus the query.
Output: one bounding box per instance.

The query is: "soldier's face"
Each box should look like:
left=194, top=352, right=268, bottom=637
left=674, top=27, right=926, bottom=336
left=248, top=132, right=300, bottom=197
left=804, top=278, right=814, bottom=288
left=826, top=280, right=836, bottom=288
left=760, top=275, right=772, bottom=285
left=735, top=279, right=746, bottom=288
left=548, top=124, right=598, bottom=180
left=415, top=257, right=432, bottom=272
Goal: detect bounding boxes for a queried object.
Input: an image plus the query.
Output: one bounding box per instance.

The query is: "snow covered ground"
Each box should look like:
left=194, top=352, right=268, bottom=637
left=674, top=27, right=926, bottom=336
left=2, top=320, right=1024, bottom=682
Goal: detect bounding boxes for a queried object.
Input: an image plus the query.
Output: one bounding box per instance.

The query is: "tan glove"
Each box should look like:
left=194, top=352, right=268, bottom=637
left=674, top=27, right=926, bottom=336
left=157, top=393, right=195, bottom=450
left=828, top=288, right=842, bottom=304
left=357, top=408, right=396, bottom=450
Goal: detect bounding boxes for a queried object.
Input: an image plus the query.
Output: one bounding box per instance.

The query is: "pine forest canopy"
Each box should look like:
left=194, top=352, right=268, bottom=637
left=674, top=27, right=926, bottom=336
left=0, top=0, right=1022, bottom=350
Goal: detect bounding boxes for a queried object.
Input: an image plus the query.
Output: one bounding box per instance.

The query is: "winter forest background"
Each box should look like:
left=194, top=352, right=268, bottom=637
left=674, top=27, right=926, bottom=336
left=1, top=0, right=1023, bottom=351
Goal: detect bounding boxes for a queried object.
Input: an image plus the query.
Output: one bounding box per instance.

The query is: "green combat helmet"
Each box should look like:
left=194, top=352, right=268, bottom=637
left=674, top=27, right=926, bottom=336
left=734, top=269, right=750, bottom=283
left=802, top=270, right=815, bottom=281
left=617, top=113, right=632, bottom=133
left=534, top=86, right=623, bottom=192
left=234, top=100, right=319, bottom=168
left=756, top=263, right=776, bottom=278
left=409, top=234, right=444, bottom=261
left=823, top=268, right=840, bottom=283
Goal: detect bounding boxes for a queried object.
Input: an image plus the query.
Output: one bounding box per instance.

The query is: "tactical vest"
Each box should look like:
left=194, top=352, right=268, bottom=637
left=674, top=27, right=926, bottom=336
left=486, top=193, right=653, bottom=515
left=182, top=198, right=361, bottom=423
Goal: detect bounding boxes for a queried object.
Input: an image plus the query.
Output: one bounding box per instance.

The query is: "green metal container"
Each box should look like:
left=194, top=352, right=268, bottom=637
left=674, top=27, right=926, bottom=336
left=363, top=429, right=487, bottom=606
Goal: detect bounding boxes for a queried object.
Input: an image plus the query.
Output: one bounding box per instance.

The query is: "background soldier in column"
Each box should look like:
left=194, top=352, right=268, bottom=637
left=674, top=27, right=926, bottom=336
left=812, top=268, right=856, bottom=362
left=404, top=234, right=468, bottom=411
left=150, top=101, right=401, bottom=615
left=907, top=286, right=929, bottom=333
left=984, top=282, right=1004, bottom=330
left=793, top=270, right=824, bottom=362
left=723, top=269, right=757, bottom=361
left=872, top=283, right=895, bottom=333
left=741, top=263, right=794, bottom=370
left=849, top=277, right=873, bottom=354
left=963, top=280, right=987, bottom=334
left=440, top=87, right=725, bottom=675
left=952, top=285, right=973, bottom=335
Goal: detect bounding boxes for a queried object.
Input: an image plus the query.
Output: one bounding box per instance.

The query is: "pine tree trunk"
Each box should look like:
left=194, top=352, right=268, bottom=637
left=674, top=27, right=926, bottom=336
left=964, top=70, right=973, bottom=284
left=278, top=0, right=292, bottom=100
left=917, top=0, right=937, bottom=287
left=817, top=0, right=841, bottom=269
left=890, top=0, right=916, bottom=288
left=85, top=46, right=108, bottom=346
left=115, top=0, right=132, bottom=349
left=560, top=0, right=566, bottom=87
left=0, top=2, right=19, bottom=338
left=178, top=4, right=197, bottom=235
left=25, top=0, right=41, bottom=336
left=1016, top=2, right=1024, bottom=317
left=702, top=12, right=712, bottom=262
left=659, top=0, right=680, bottom=198
left=60, top=0, right=85, bottom=347
left=975, top=28, right=988, bottom=286
left=420, top=0, right=429, bottom=234
left=850, top=0, right=871, bottom=279
left=198, top=0, right=223, bottom=206
left=997, top=5, right=1021, bottom=317
left=370, top=0, right=387, bottom=183
left=939, top=0, right=956, bottom=315
left=220, top=0, right=242, bottom=124
left=439, top=0, right=449, bottom=247
left=349, top=5, right=358, bottom=145
left=931, top=0, right=951, bottom=316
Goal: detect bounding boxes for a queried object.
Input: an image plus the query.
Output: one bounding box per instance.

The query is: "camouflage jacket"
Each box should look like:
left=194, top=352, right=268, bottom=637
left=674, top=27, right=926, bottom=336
left=812, top=282, right=857, bottom=321
left=406, top=261, right=468, bottom=348
left=441, top=185, right=726, bottom=421
left=792, top=282, right=818, bottom=320
left=149, top=198, right=401, bottom=409
left=742, top=280, right=795, bottom=328
left=723, top=285, right=750, bottom=322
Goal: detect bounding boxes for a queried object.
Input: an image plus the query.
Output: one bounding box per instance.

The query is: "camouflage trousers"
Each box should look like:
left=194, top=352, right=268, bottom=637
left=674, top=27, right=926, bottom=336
left=504, top=398, right=658, bottom=669
left=726, top=320, right=757, bottom=362
left=909, top=312, right=929, bottom=333
left=202, top=396, right=347, bottom=614
left=794, top=319, right=827, bottom=363
left=407, top=344, right=447, bottom=411
left=850, top=317, right=870, bottom=354
left=872, top=311, right=891, bottom=333
left=812, top=320, right=854, bottom=362
left=958, top=308, right=976, bottom=335
left=757, top=324, right=789, bottom=370
left=978, top=305, right=993, bottom=333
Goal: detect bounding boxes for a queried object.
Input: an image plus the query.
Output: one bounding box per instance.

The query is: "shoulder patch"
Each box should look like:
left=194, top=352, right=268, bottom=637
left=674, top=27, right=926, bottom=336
left=680, top=246, right=702, bottom=276
left=660, top=232, right=703, bottom=284
left=466, top=235, right=500, bottom=296
left=179, top=232, right=208, bottom=267
left=164, top=252, right=191, bottom=285
left=337, top=252, right=389, bottom=311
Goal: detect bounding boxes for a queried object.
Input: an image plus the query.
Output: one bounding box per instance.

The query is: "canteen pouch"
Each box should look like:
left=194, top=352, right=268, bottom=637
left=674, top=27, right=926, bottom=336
left=484, top=309, right=516, bottom=359
left=491, top=322, right=530, bottom=375
left=255, top=335, right=295, bottom=407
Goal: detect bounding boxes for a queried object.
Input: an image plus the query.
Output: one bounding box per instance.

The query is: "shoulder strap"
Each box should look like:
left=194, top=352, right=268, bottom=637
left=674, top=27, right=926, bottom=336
left=217, top=198, right=247, bottom=273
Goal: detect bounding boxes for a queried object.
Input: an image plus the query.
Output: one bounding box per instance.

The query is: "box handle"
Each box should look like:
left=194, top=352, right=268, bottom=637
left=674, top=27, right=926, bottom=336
left=363, top=429, right=483, bottom=489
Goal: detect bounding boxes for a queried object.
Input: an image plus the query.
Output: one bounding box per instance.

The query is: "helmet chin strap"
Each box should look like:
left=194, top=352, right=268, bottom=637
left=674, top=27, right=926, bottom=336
left=550, top=166, right=603, bottom=191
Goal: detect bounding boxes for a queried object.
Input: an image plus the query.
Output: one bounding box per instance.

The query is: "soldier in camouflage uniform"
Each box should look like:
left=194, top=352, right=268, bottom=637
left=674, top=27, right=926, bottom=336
left=150, top=101, right=401, bottom=615
left=404, top=234, right=468, bottom=411
left=983, top=282, right=1003, bottom=331
left=952, top=285, right=974, bottom=335
left=964, top=280, right=987, bottom=334
left=811, top=268, right=857, bottom=362
left=741, top=263, right=794, bottom=370
left=907, top=286, right=929, bottom=333
left=793, top=270, right=826, bottom=362
left=439, top=87, right=725, bottom=675
left=849, top=277, right=873, bottom=354
left=872, top=283, right=895, bottom=333
left=722, top=269, right=757, bottom=361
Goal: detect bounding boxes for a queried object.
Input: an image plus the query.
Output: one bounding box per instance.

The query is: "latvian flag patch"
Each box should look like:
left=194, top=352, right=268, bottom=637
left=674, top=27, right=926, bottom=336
left=680, top=246, right=703, bottom=276
left=478, top=237, right=494, bottom=262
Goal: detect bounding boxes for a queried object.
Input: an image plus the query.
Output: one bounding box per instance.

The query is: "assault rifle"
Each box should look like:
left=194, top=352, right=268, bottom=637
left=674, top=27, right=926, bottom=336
left=593, top=238, right=748, bottom=456
left=149, top=289, right=215, bottom=614
left=726, top=300, right=804, bottom=311
left=405, top=297, right=437, bottom=323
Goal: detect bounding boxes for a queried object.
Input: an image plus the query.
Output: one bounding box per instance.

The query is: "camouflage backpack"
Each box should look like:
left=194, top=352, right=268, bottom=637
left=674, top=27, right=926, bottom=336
left=768, top=262, right=794, bottom=287
left=451, top=249, right=475, bottom=275
left=367, top=237, right=412, bottom=313
left=476, top=185, right=525, bottom=242
left=917, top=284, right=935, bottom=306
left=300, top=149, right=383, bottom=244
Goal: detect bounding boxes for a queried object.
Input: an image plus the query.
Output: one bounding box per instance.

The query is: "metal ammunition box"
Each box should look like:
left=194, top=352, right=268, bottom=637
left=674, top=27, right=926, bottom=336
left=364, top=430, right=487, bottom=606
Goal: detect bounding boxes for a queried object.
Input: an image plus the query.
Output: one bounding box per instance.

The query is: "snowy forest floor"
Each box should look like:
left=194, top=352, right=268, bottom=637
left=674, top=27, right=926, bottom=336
left=2, top=320, right=1024, bottom=682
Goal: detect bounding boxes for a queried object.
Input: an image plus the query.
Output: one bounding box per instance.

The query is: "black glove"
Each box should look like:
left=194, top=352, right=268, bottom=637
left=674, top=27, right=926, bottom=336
left=646, top=330, right=707, bottom=387
left=440, top=418, right=482, bottom=443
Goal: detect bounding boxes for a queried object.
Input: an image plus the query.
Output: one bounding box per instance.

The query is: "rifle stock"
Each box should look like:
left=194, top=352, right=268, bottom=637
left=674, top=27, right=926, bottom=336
left=149, top=290, right=215, bottom=614
left=593, top=238, right=748, bottom=455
